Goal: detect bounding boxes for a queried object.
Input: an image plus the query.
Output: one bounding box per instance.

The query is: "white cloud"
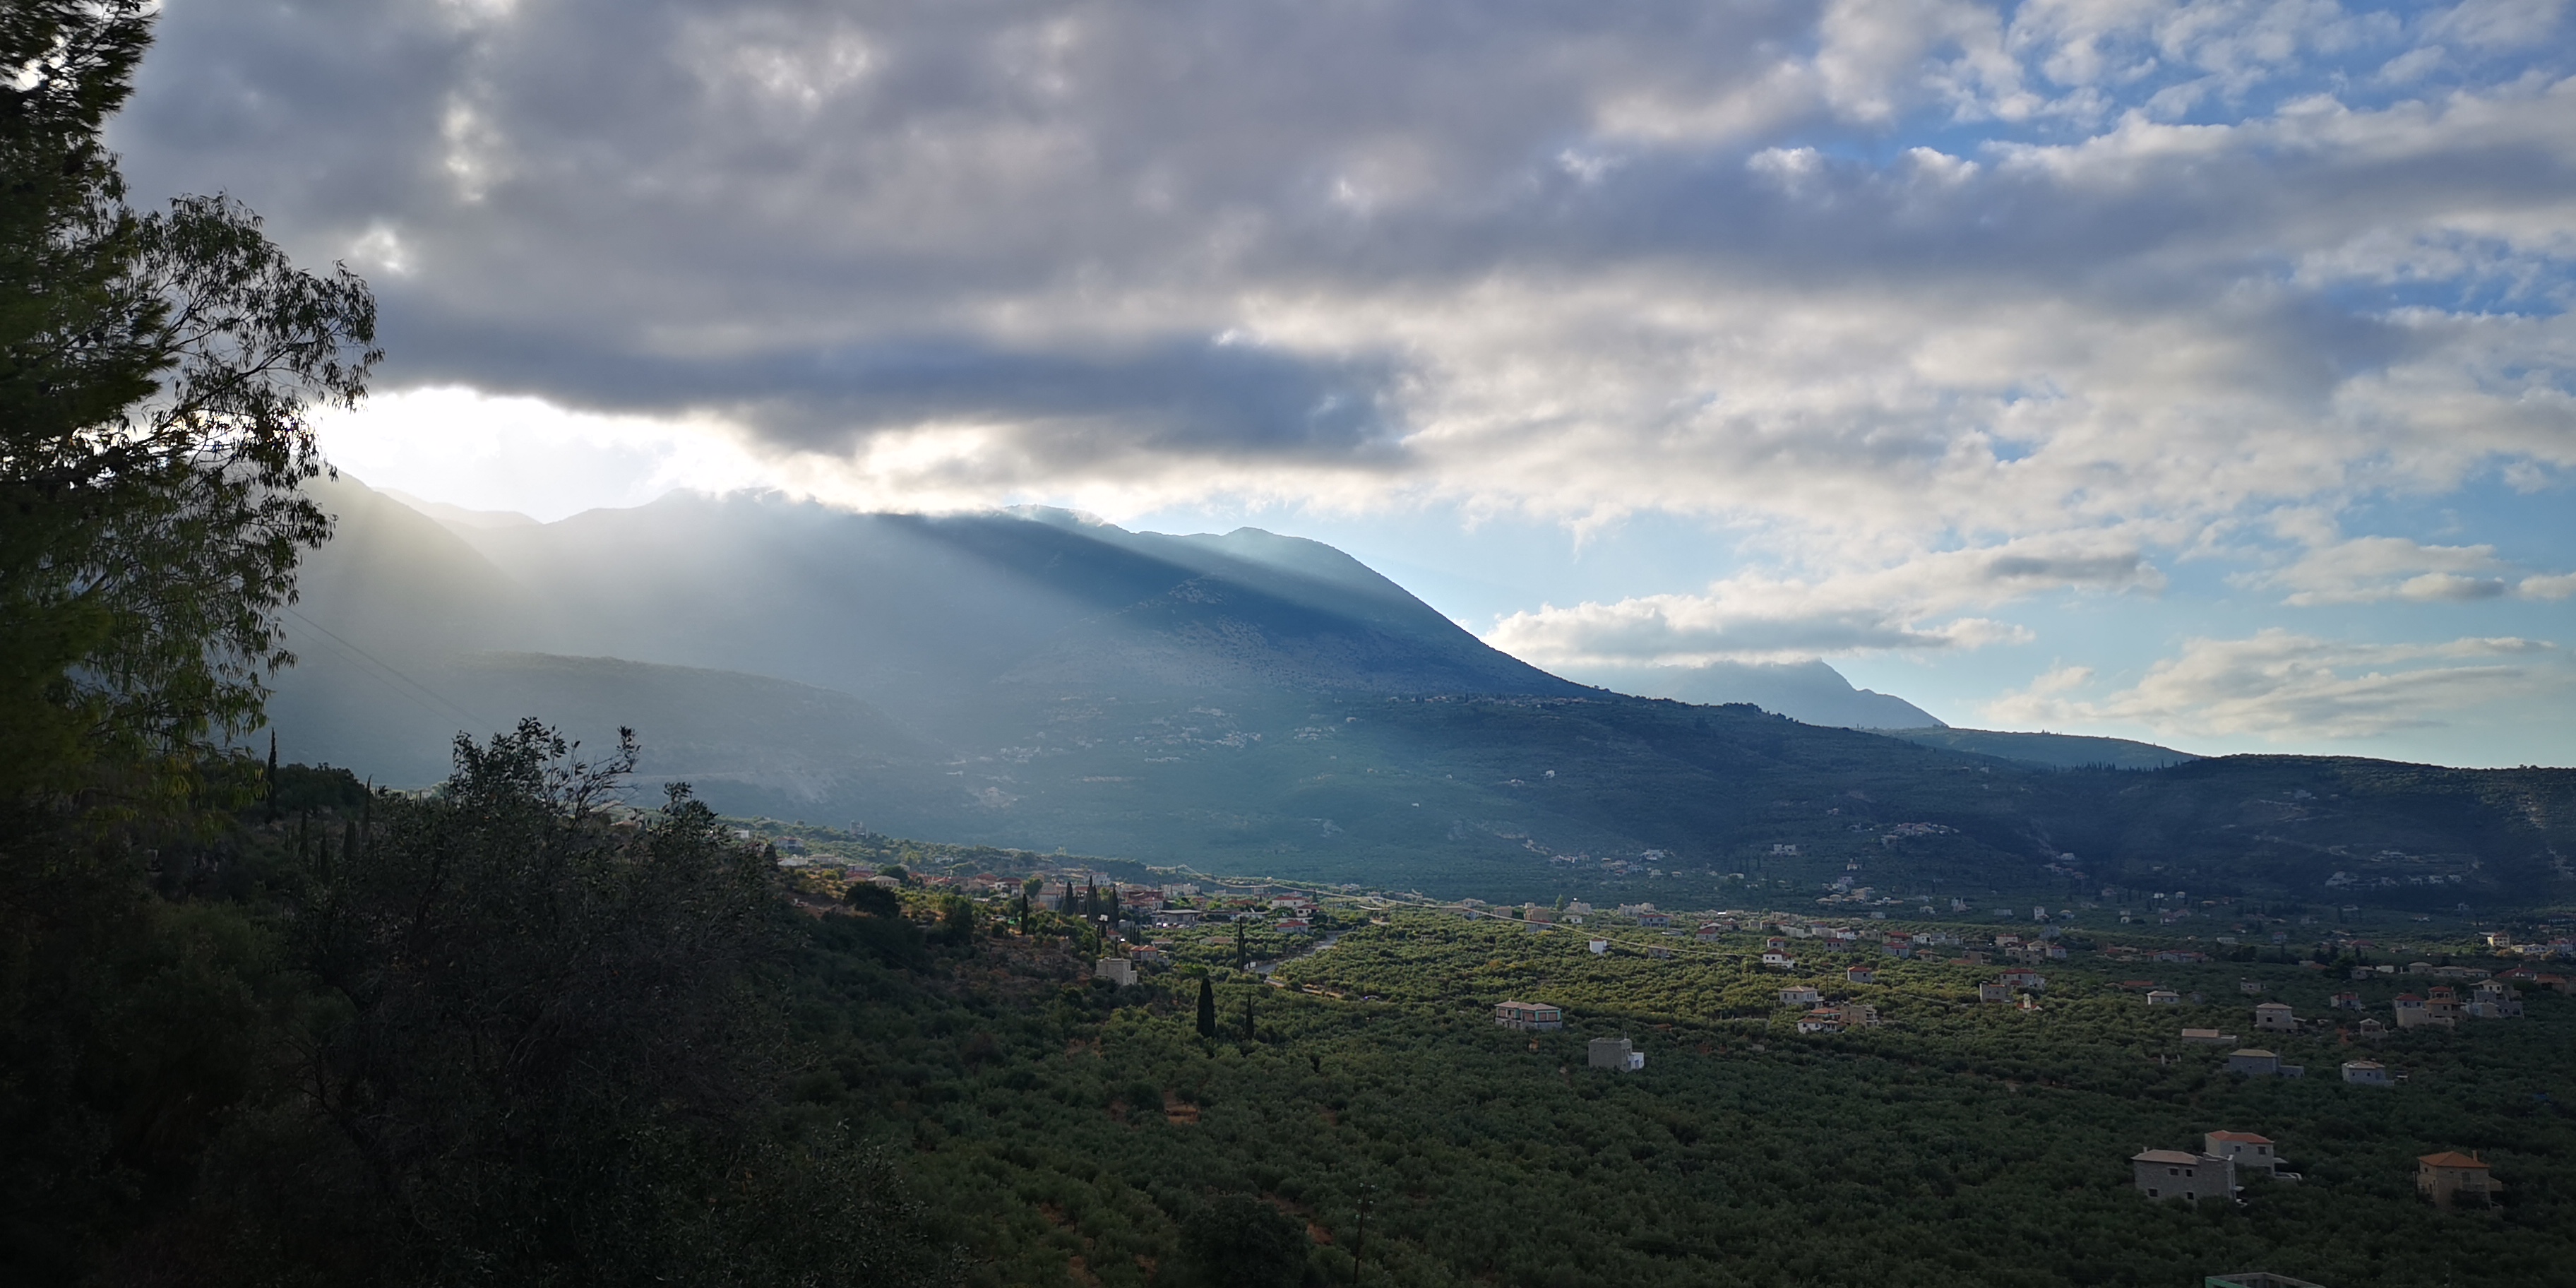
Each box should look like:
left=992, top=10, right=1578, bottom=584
left=2234, top=515, right=2576, bottom=605
left=115, top=0, right=2576, bottom=696
left=2240, top=525, right=2509, bottom=604
left=1484, top=537, right=2154, bottom=666
left=1984, top=629, right=2564, bottom=739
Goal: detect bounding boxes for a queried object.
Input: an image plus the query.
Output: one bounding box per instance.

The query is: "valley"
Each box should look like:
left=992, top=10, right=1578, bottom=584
left=789, top=840, right=2576, bottom=1288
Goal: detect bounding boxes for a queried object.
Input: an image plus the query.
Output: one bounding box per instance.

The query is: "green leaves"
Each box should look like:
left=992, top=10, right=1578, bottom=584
left=1, top=6, right=376, bottom=811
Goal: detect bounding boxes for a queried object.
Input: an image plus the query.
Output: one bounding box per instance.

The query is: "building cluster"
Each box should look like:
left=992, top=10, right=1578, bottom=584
left=2133, top=1133, right=2504, bottom=1211
left=2393, top=980, right=2526, bottom=1027
left=2130, top=1131, right=2295, bottom=1202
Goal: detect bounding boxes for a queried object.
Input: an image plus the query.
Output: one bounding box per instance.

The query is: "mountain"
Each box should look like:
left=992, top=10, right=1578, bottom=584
left=1868, top=727, right=2198, bottom=771
left=266, top=472, right=1581, bottom=787
left=263, top=476, right=2576, bottom=913
left=1563, top=660, right=1943, bottom=729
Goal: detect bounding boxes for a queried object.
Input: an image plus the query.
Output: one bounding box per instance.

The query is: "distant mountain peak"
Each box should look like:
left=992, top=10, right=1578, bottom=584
left=379, top=487, right=541, bottom=531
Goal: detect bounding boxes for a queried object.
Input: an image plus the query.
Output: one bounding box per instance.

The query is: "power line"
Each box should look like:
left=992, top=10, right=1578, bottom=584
left=277, top=607, right=493, bottom=734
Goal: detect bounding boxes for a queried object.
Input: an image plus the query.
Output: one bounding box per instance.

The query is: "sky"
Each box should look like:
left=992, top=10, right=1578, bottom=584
left=108, top=0, right=2576, bottom=767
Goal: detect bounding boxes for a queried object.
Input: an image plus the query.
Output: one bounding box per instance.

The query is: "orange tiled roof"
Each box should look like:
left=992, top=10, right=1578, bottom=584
left=2419, top=1152, right=2488, bottom=1169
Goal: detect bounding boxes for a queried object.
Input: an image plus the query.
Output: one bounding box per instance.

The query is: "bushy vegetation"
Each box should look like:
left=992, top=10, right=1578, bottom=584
left=3, top=727, right=956, bottom=1285
left=0, top=11, right=948, bottom=1279
left=803, top=907, right=2576, bottom=1287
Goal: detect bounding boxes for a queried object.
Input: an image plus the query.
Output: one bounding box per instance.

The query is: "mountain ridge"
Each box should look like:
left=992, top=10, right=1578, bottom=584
left=261, top=477, right=2575, bottom=912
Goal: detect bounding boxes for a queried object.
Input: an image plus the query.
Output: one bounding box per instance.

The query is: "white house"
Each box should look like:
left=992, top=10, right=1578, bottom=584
left=2341, top=1060, right=2392, bottom=1086
left=2253, top=1002, right=2297, bottom=1032
left=1779, top=985, right=1823, bottom=1006
left=1493, top=1001, right=1563, bottom=1031
left=2205, top=1131, right=2282, bottom=1178
left=1093, top=958, right=1137, bottom=986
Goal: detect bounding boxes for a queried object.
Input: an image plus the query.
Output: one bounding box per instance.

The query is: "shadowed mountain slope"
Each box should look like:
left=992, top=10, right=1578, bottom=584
left=262, top=477, right=2576, bottom=911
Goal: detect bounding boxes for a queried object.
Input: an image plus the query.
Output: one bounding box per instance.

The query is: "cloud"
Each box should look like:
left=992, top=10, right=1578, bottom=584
left=105, top=0, right=2576, bottom=513
left=105, top=0, right=2576, bottom=695
left=2241, top=529, right=2510, bottom=604
left=2233, top=514, right=2575, bottom=604
left=1486, top=589, right=2026, bottom=669
left=1984, top=629, right=2564, bottom=739
left=1484, top=535, right=2154, bottom=666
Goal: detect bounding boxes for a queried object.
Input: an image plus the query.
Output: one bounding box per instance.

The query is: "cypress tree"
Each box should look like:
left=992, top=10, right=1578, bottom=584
left=1195, top=976, right=1216, bottom=1038
left=1235, top=919, right=1248, bottom=970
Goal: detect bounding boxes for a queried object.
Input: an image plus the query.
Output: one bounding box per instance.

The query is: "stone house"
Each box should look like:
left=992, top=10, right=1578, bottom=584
left=2417, top=1152, right=2498, bottom=1208
left=2466, top=980, right=2523, bottom=1018
left=1092, top=958, right=1137, bottom=986
left=2392, top=994, right=2449, bottom=1030
left=1978, top=982, right=2015, bottom=1003
left=1587, top=1036, right=1645, bottom=1071
left=2253, top=1002, right=2297, bottom=1032
left=2227, top=1049, right=2305, bottom=1078
left=2340, top=1060, right=2391, bottom=1085
left=2131, top=1149, right=2234, bottom=1202
left=1779, top=985, right=1823, bottom=1006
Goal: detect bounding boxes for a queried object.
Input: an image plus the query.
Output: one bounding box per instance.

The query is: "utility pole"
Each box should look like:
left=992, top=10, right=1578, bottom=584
left=1352, top=1185, right=1373, bottom=1283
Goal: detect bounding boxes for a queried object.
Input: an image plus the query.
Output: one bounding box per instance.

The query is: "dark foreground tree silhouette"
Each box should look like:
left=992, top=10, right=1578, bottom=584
left=1, top=0, right=377, bottom=804
left=1, top=3, right=377, bottom=1276
left=220, top=722, right=951, bottom=1287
